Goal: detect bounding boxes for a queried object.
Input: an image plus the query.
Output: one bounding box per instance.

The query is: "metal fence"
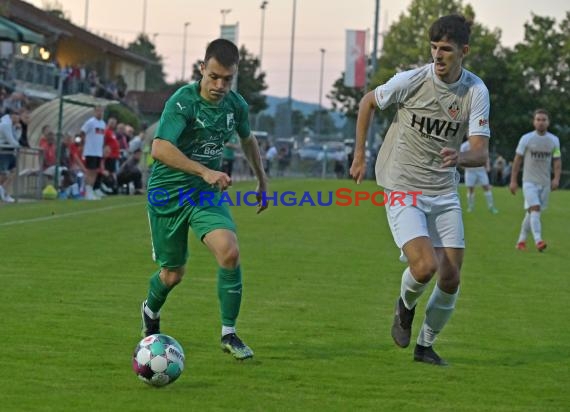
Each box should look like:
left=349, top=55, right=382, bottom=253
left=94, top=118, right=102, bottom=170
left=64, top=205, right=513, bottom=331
left=0, top=147, right=44, bottom=202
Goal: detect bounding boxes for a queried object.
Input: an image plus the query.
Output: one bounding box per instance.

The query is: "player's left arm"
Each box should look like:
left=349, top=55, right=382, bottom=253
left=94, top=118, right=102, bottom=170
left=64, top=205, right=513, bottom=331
left=457, top=136, right=488, bottom=168
left=241, top=134, right=269, bottom=214
left=552, top=142, right=562, bottom=190
left=452, top=82, right=491, bottom=168
left=234, top=99, right=268, bottom=213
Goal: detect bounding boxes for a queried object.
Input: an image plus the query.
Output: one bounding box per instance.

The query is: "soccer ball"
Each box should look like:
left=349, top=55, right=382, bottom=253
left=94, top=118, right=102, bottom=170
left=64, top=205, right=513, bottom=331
left=132, top=334, right=185, bottom=387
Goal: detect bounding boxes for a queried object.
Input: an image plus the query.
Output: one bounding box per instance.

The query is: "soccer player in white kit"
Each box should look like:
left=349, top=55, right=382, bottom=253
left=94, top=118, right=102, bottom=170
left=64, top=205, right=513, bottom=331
left=509, top=109, right=561, bottom=252
left=460, top=138, right=498, bottom=213
left=350, top=15, right=491, bottom=365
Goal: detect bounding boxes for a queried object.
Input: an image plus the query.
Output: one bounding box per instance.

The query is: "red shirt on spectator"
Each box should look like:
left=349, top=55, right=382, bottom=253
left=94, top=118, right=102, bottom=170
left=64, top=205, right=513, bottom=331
left=104, top=128, right=120, bottom=159
left=38, top=135, right=57, bottom=168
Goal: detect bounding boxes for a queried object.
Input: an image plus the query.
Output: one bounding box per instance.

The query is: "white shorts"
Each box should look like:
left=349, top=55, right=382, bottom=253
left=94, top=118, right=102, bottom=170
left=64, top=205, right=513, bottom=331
left=464, top=169, right=489, bottom=187
left=385, top=191, right=464, bottom=249
left=523, top=181, right=550, bottom=210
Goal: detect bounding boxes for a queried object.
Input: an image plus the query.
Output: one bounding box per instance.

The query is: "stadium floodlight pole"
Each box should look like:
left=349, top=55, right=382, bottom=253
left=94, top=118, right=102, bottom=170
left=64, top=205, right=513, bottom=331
left=84, top=0, right=89, bottom=28
left=221, top=9, right=232, bottom=25
left=366, top=0, right=380, bottom=169
left=181, top=22, right=190, bottom=81
left=142, top=0, right=148, bottom=34
left=371, top=0, right=379, bottom=81
left=259, top=1, right=268, bottom=71
left=287, top=0, right=297, bottom=137
left=316, top=48, right=326, bottom=137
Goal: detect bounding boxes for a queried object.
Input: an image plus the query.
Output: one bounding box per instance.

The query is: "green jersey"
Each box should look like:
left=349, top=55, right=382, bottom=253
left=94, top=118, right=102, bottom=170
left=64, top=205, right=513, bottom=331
left=148, top=81, right=251, bottom=215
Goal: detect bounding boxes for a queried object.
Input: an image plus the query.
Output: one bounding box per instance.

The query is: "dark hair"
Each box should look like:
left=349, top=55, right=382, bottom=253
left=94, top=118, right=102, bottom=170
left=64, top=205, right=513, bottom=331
left=533, top=108, right=549, bottom=119
left=204, top=39, right=240, bottom=67
left=429, top=14, right=471, bottom=47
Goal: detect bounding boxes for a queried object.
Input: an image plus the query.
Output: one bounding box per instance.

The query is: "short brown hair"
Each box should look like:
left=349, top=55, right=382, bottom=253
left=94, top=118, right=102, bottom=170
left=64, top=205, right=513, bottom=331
left=429, top=14, right=472, bottom=47
left=533, top=108, right=549, bottom=119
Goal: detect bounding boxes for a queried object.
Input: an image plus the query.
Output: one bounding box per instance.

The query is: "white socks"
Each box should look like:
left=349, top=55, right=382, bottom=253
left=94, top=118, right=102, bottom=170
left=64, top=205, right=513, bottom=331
left=400, top=267, right=428, bottom=310
left=518, top=211, right=542, bottom=244
left=518, top=212, right=531, bottom=243
left=222, top=326, right=236, bottom=337
left=467, top=192, right=474, bottom=210
left=417, top=284, right=459, bottom=347
left=143, top=301, right=160, bottom=320
left=484, top=191, right=494, bottom=208
left=530, top=211, right=542, bottom=243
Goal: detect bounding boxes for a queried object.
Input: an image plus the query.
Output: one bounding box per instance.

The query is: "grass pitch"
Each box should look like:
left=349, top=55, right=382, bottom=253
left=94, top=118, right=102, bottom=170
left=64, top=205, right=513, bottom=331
left=0, top=179, right=568, bottom=411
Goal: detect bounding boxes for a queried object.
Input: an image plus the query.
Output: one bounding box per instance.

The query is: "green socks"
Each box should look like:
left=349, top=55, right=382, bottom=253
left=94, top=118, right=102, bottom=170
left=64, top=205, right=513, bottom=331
left=146, top=266, right=243, bottom=326
left=217, top=266, right=242, bottom=327
left=145, top=270, right=172, bottom=314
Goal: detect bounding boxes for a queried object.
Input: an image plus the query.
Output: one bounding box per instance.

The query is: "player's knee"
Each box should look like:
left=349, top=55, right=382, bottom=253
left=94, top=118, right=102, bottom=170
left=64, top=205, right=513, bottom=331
left=438, top=268, right=460, bottom=292
left=161, top=267, right=185, bottom=287
left=410, top=259, right=438, bottom=283
left=218, top=246, right=240, bottom=268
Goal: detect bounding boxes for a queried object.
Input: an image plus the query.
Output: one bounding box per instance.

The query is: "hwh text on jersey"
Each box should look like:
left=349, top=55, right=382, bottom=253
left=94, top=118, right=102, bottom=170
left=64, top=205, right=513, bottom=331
left=411, top=114, right=460, bottom=141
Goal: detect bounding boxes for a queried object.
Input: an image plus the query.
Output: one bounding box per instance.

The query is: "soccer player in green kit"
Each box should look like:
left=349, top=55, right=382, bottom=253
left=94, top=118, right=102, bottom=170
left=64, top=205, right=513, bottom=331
left=141, top=39, right=268, bottom=360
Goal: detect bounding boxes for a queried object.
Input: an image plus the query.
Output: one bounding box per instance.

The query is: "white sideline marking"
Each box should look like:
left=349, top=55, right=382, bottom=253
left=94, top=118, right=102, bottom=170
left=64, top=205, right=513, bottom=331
left=0, top=202, right=145, bottom=227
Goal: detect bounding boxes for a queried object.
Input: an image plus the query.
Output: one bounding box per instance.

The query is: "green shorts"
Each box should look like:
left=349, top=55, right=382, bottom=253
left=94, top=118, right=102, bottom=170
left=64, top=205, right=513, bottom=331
left=147, top=202, right=236, bottom=268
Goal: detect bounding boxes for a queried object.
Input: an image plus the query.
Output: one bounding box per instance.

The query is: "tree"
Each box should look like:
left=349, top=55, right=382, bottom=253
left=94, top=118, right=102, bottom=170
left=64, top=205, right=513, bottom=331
left=255, top=113, right=275, bottom=134
left=41, top=1, right=71, bottom=21
left=127, top=34, right=167, bottom=91
left=327, top=72, right=364, bottom=121
left=499, top=12, right=570, bottom=158
left=306, top=109, right=337, bottom=136
left=190, top=45, right=268, bottom=114
left=237, top=46, right=268, bottom=114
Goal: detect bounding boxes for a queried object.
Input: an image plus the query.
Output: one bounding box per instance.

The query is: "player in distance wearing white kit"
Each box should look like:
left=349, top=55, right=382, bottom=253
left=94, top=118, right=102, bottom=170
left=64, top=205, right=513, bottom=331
left=460, top=137, right=498, bottom=213
left=510, top=109, right=562, bottom=252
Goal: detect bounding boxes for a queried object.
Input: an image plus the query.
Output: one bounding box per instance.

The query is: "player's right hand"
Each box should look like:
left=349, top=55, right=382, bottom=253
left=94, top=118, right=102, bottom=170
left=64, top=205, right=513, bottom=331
left=204, top=170, right=232, bottom=191
left=350, top=157, right=367, bottom=184
left=509, top=181, right=518, bottom=195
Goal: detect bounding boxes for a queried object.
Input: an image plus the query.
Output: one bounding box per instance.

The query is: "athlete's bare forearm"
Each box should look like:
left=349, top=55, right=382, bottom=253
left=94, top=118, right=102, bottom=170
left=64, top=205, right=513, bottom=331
left=241, top=135, right=267, bottom=184
left=354, top=91, right=376, bottom=159
left=151, top=138, right=209, bottom=178
left=458, top=135, right=488, bottom=168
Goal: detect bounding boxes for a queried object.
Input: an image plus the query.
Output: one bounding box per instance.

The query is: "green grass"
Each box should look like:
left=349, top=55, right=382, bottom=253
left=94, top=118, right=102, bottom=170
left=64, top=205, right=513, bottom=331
left=0, top=179, right=568, bottom=411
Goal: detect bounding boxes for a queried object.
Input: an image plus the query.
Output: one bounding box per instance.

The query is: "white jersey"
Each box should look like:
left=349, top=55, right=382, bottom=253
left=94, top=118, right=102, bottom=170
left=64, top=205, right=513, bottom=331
left=374, top=64, right=491, bottom=195
left=515, top=131, right=561, bottom=187
left=81, top=116, right=106, bottom=157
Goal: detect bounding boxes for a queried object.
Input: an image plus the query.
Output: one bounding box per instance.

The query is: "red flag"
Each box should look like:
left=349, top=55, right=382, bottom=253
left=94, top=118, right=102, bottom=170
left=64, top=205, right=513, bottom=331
left=344, top=30, right=367, bottom=88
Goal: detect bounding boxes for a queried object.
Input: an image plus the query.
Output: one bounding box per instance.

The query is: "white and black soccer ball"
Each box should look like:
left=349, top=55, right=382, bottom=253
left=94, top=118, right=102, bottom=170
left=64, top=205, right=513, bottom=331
left=132, top=334, right=185, bottom=387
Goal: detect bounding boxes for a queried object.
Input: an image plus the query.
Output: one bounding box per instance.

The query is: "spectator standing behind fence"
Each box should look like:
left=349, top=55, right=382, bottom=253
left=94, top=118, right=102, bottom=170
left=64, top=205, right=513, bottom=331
left=265, top=142, right=277, bottom=177
left=38, top=131, right=57, bottom=170
left=2, top=92, right=27, bottom=114
left=0, top=110, right=21, bottom=203
left=117, top=148, right=143, bottom=194
left=123, top=125, right=135, bottom=160
left=65, top=134, right=87, bottom=195
left=115, top=123, right=129, bottom=158
left=493, top=154, right=506, bottom=185
left=128, top=126, right=145, bottom=155
left=103, top=117, right=120, bottom=194
left=276, top=146, right=289, bottom=177
left=18, top=109, right=30, bottom=148
left=79, top=105, right=106, bottom=200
